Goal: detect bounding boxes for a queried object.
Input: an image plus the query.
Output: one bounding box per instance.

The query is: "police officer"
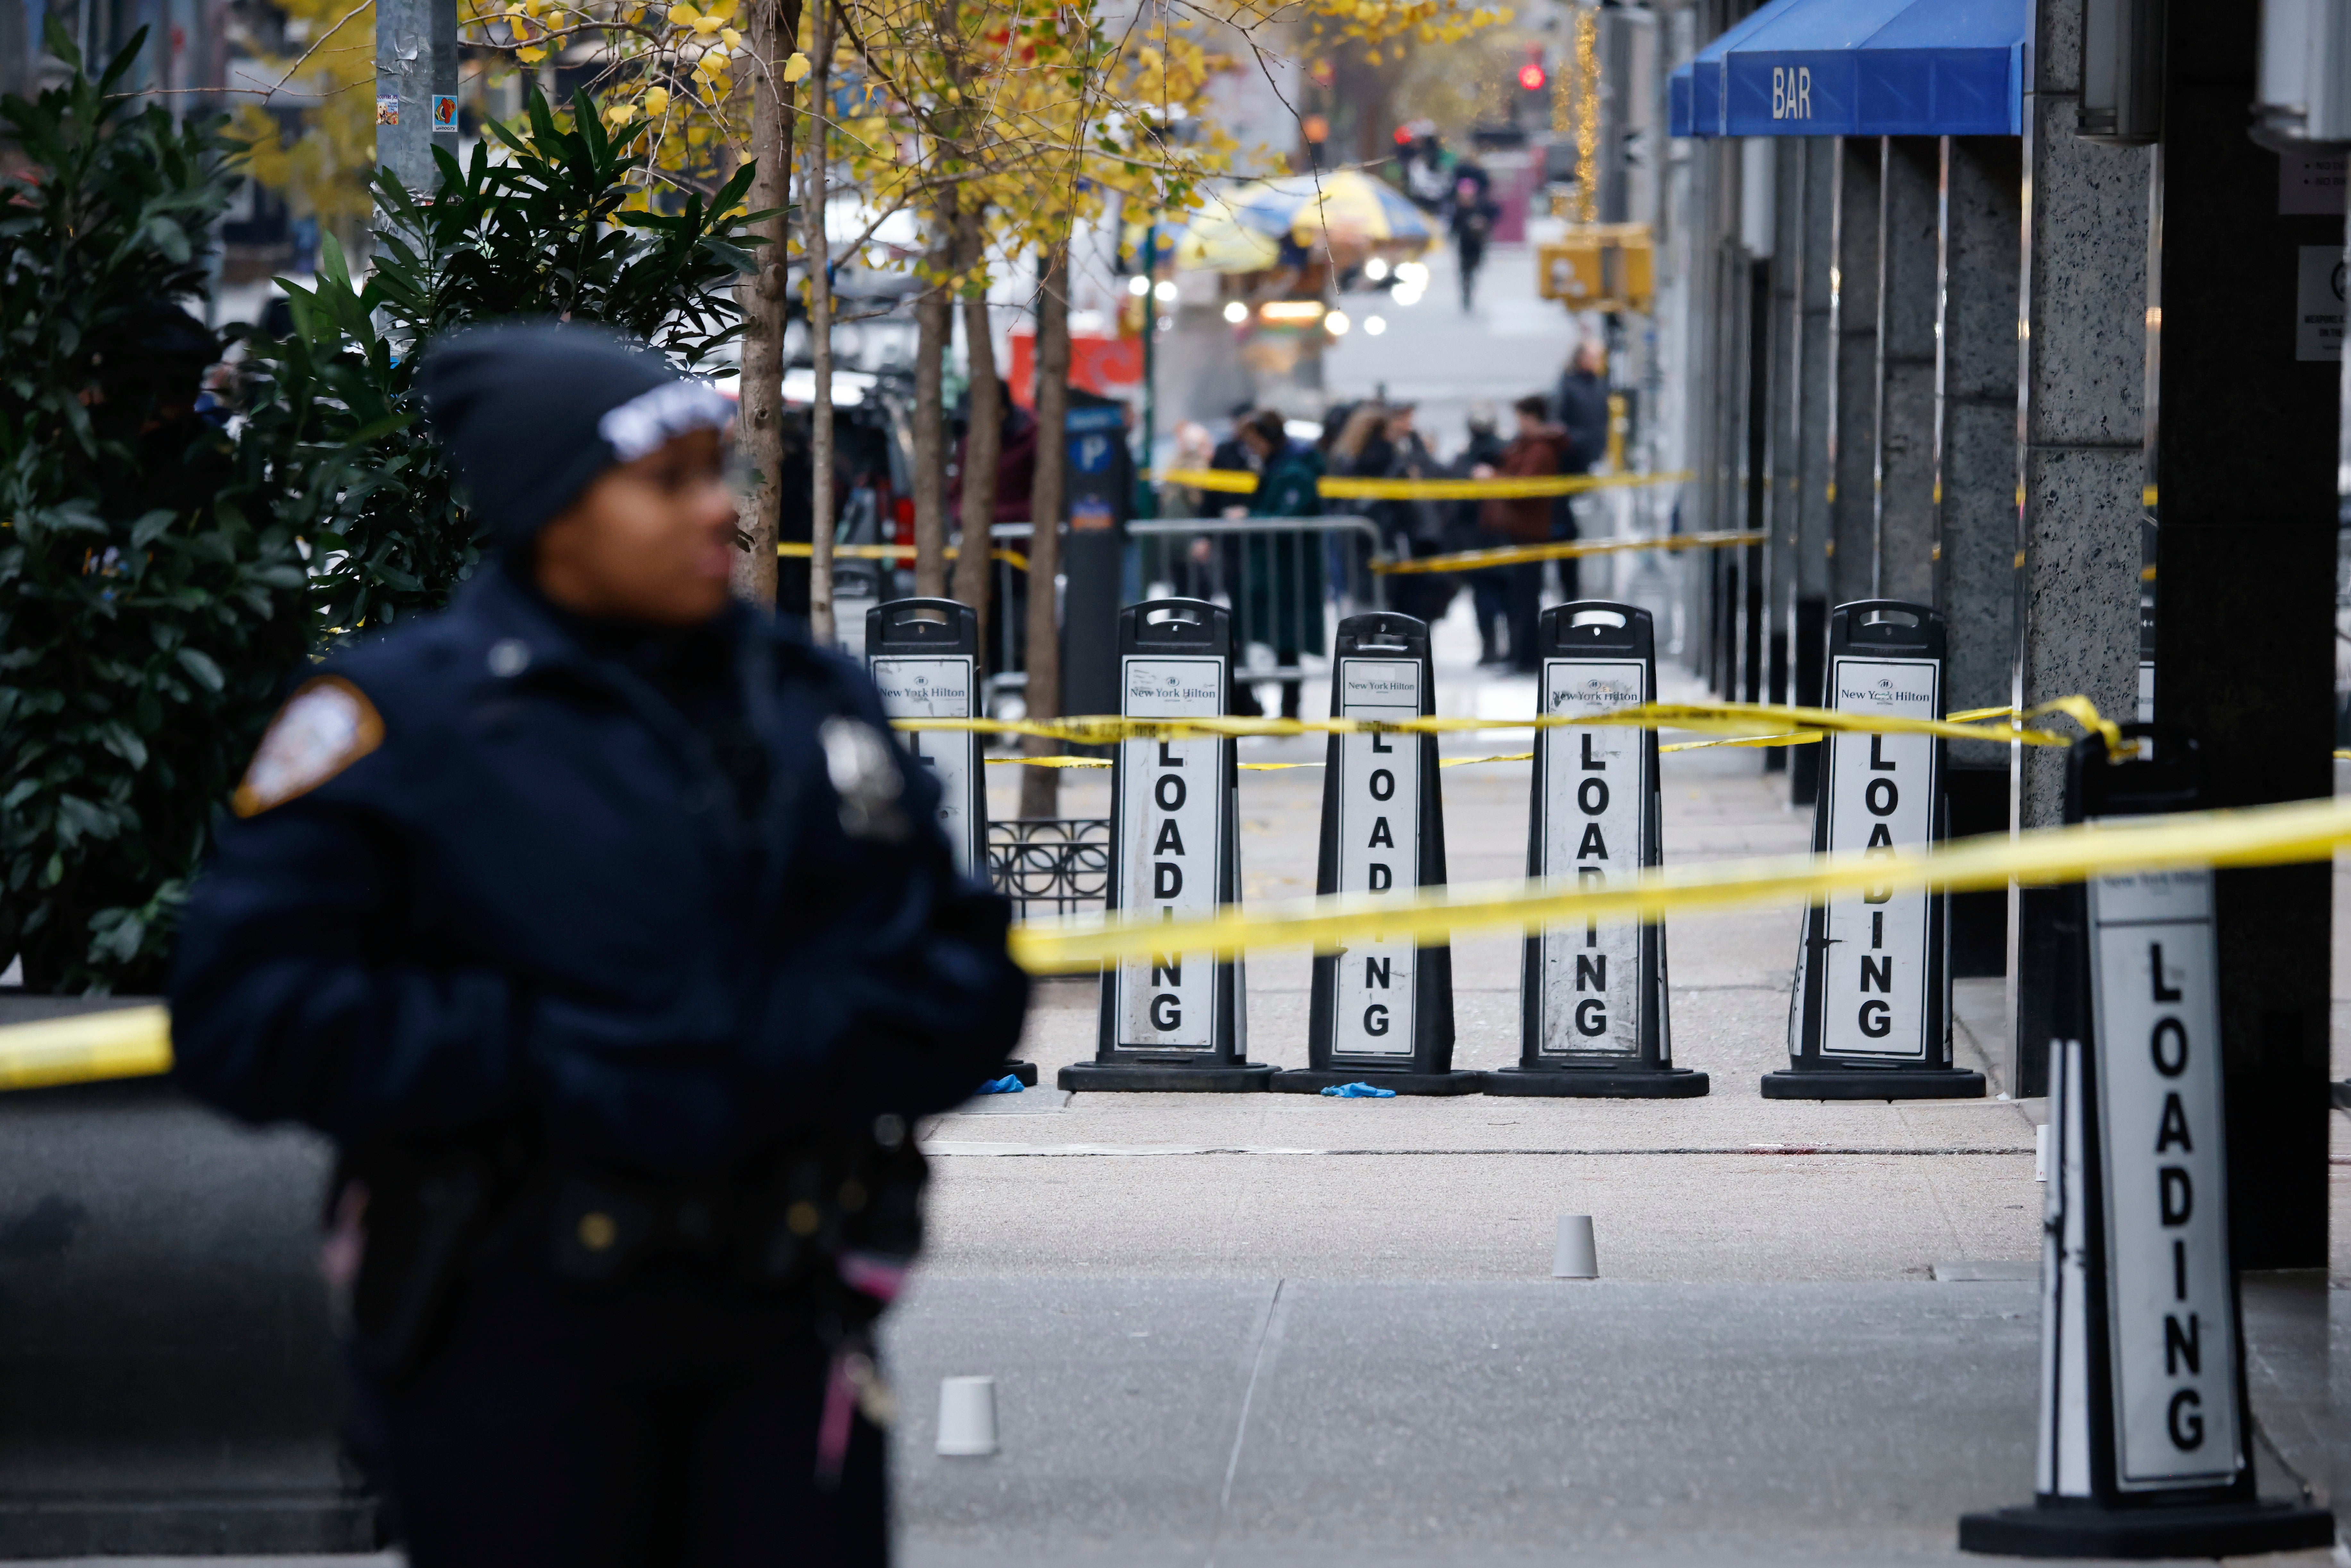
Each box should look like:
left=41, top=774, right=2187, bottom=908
left=167, top=323, right=1029, bottom=1566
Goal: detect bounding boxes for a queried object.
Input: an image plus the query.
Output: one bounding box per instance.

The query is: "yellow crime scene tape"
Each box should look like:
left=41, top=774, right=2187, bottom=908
left=0, top=1005, right=172, bottom=1092
left=1151, top=468, right=1694, bottom=501
left=984, top=739, right=1808, bottom=769
left=777, top=541, right=1030, bottom=570
left=11, top=792, right=2348, bottom=1081
left=1004, top=792, right=2351, bottom=974
left=1375, top=531, right=1763, bottom=575
left=894, top=697, right=2087, bottom=750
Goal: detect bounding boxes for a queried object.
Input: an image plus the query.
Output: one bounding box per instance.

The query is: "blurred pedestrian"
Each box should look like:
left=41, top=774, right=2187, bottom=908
left=1326, top=402, right=1388, bottom=479
left=1474, top=393, right=1569, bottom=673
left=1237, top=408, right=1326, bottom=719
left=1548, top=338, right=1609, bottom=604
left=1552, top=339, right=1610, bottom=475
left=1402, top=133, right=1453, bottom=211
left=169, top=322, right=1029, bottom=1568
left=1448, top=162, right=1497, bottom=314
left=1368, top=404, right=1453, bottom=626
left=1454, top=402, right=1510, bottom=664
left=1163, top=421, right=1220, bottom=599
left=1209, top=402, right=1259, bottom=481
left=950, top=377, right=1037, bottom=524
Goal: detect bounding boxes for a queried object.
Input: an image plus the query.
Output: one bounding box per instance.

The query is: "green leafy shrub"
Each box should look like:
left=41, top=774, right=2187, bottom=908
left=241, top=88, right=766, bottom=633
left=0, top=25, right=310, bottom=992
left=2, top=56, right=769, bottom=993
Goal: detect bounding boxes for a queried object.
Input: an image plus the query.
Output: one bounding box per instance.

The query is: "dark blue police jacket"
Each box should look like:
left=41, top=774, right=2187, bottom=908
left=168, top=563, right=1029, bottom=1176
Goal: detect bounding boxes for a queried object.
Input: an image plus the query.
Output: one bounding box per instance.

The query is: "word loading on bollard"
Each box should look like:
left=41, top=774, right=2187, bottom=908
left=869, top=600, right=1034, bottom=1089
left=1958, top=728, right=2332, bottom=1559
left=1490, top=604, right=1702, bottom=1098
left=1061, top=600, right=1272, bottom=1093
left=1770, top=603, right=1983, bottom=1100
left=1275, top=612, right=1475, bottom=1096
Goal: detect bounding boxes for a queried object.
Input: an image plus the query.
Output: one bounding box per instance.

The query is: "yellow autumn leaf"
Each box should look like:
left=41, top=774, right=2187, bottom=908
left=781, top=50, right=811, bottom=82
left=642, top=84, right=670, bottom=114
left=667, top=3, right=699, bottom=26
left=720, top=26, right=741, bottom=48
left=605, top=102, right=635, bottom=124
left=516, top=42, right=548, bottom=61
left=691, top=14, right=721, bottom=33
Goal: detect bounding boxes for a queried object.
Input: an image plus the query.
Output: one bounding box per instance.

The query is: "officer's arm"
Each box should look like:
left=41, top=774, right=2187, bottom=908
left=749, top=667, right=1030, bottom=1128
left=168, top=795, right=522, bottom=1144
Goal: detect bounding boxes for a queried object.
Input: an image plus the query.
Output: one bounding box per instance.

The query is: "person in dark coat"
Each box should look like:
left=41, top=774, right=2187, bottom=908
left=1547, top=339, right=1610, bottom=604
left=1363, top=404, right=1452, bottom=627
left=1474, top=394, right=1570, bottom=674
left=1552, top=339, right=1610, bottom=475
left=949, top=378, right=1037, bottom=524
left=1454, top=402, right=1511, bottom=665
left=1447, top=162, right=1498, bottom=313
left=167, top=322, right=1029, bottom=1568
left=1237, top=408, right=1326, bottom=720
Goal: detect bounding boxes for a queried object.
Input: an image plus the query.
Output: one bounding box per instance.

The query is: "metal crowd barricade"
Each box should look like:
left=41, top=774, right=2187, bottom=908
left=985, top=817, right=1112, bottom=917
left=1130, top=516, right=1387, bottom=680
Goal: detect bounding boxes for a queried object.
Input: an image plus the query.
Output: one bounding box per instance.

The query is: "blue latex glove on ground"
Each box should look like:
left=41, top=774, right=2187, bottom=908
left=1320, top=1081, right=1396, bottom=1098
left=974, top=1074, right=1026, bottom=1095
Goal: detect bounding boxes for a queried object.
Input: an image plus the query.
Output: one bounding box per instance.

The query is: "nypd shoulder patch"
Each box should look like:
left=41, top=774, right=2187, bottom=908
left=232, top=676, right=385, bottom=818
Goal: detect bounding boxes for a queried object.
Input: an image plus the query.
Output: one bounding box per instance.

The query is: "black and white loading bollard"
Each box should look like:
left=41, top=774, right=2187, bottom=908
left=1765, top=600, right=1984, bottom=1099
left=1061, top=600, right=1271, bottom=1092
left=1486, top=603, right=1704, bottom=1097
left=1274, top=612, right=1475, bottom=1094
left=1957, top=727, right=2331, bottom=1558
left=868, top=599, right=1034, bottom=1088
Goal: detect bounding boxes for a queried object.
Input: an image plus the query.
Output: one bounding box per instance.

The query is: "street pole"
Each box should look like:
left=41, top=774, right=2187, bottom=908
left=376, top=0, right=458, bottom=195
left=1137, top=219, right=1158, bottom=520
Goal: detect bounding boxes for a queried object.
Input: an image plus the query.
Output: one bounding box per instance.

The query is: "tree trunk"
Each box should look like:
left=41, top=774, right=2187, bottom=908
left=1019, top=240, right=1071, bottom=820
left=731, top=0, right=803, bottom=606
left=950, top=208, right=1001, bottom=661
left=804, top=0, right=835, bottom=647
left=911, top=222, right=952, bottom=599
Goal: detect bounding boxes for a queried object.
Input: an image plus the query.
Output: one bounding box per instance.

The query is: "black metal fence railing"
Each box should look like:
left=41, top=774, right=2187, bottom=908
left=1130, top=516, right=1386, bottom=681
left=986, top=817, right=1111, bottom=918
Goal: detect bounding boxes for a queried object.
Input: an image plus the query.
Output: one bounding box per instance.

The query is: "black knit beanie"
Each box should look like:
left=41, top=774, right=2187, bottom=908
left=417, top=321, right=735, bottom=546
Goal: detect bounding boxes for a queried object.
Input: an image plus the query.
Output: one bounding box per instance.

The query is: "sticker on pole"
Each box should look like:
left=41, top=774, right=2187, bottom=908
left=1537, top=658, right=1646, bottom=1057
left=1331, top=658, right=1420, bottom=1057
left=871, top=654, right=978, bottom=877
left=2087, top=866, right=2242, bottom=1490
left=1818, top=657, right=1938, bottom=1058
left=1113, top=657, right=1224, bottom=1049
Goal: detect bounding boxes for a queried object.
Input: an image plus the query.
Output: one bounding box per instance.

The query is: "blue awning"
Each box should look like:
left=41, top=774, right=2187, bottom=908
left=1669, top=0, right=2025, bottom=139
left=1669, top=1, right=1791, bottom=138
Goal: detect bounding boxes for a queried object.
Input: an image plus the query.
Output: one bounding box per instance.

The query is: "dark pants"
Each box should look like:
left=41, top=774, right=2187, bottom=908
left=1471, top=528, right=1543, bottom=670
left=1503, top=561, right=1542, bottom=672
left=357, top=1254, right=887, bottom=1568
left=1457, top=239, right=1485, bottom=310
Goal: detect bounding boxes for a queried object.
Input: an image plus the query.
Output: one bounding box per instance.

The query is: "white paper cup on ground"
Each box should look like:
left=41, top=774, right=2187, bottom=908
left=936, top=1375, right=999, bottom=1456
left=1552, top=1215, right=1599, bottom=1279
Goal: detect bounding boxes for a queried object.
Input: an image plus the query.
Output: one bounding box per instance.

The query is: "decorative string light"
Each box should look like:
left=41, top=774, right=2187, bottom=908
left=1573, top=5, right=1600, bottom=226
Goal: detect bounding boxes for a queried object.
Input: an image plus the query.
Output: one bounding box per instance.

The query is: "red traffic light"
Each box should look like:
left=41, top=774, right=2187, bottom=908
left=1393, top=123, right=1414, bottom=144
left=1518, top=60, right=1546, bottom=91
